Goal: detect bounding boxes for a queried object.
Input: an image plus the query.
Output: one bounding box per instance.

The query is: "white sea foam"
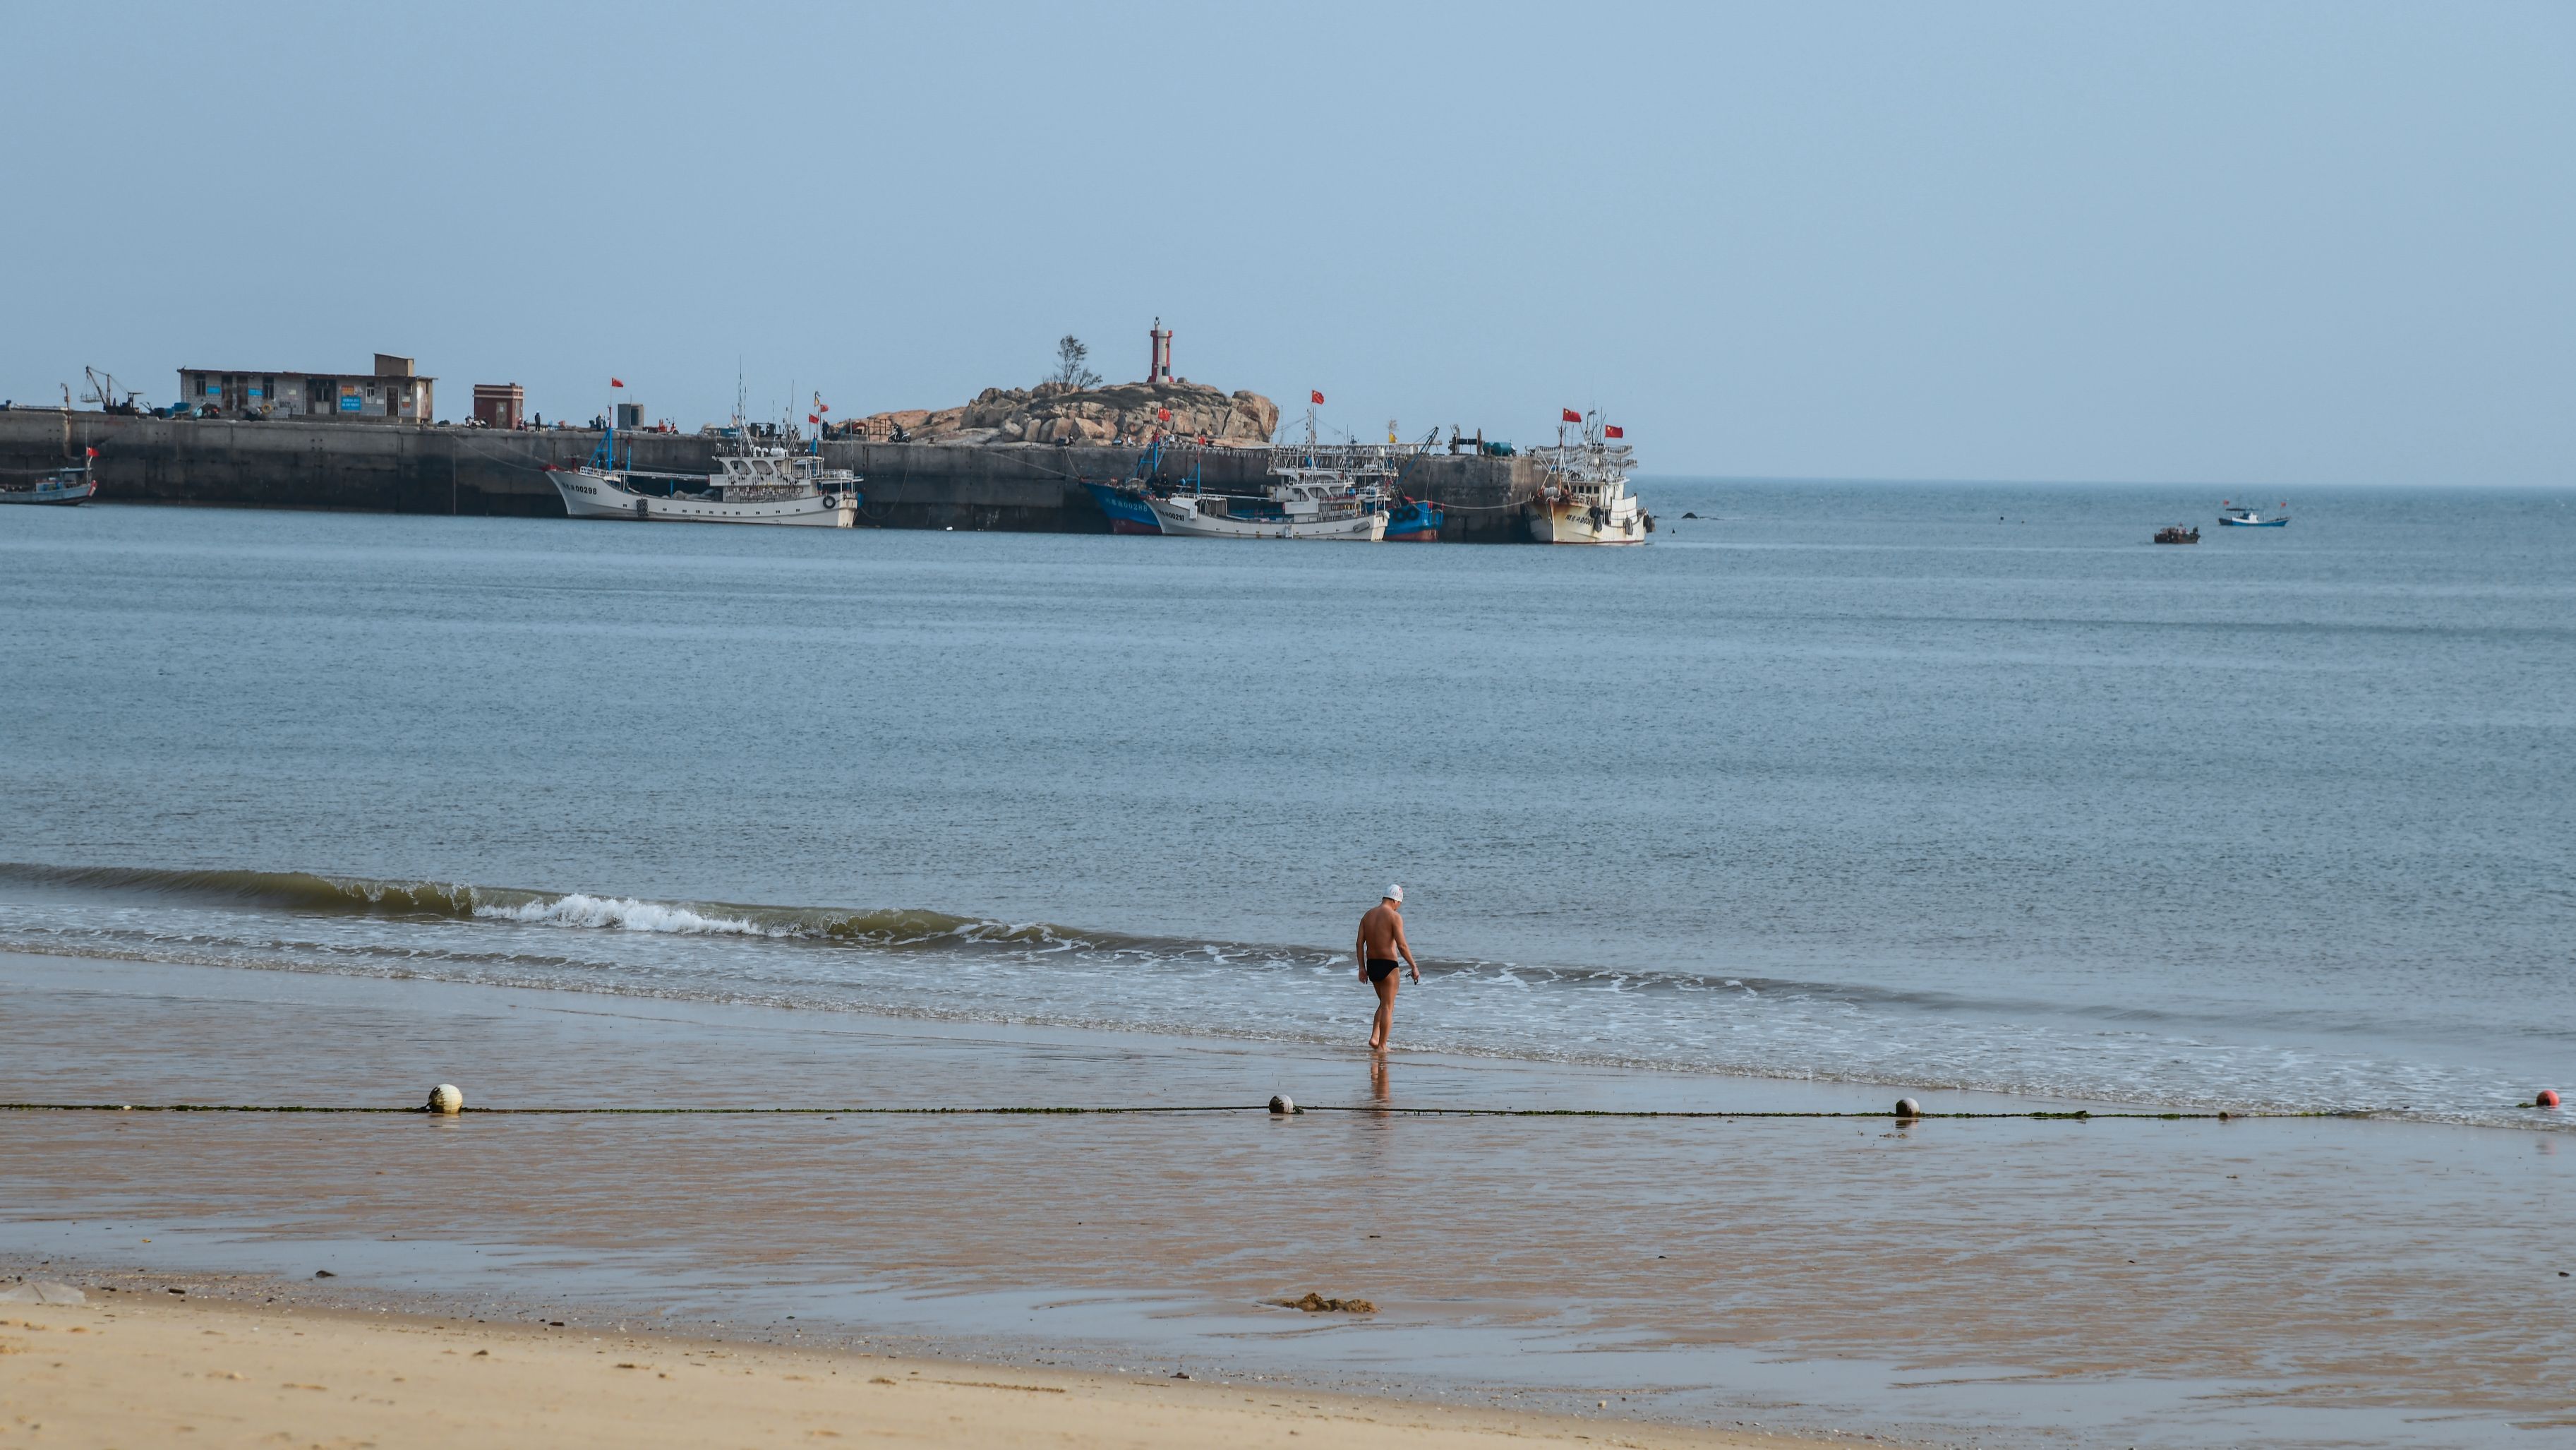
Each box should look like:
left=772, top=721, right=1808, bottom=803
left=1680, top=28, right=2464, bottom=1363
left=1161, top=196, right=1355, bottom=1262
left=476, top=894, right=777, bottom=937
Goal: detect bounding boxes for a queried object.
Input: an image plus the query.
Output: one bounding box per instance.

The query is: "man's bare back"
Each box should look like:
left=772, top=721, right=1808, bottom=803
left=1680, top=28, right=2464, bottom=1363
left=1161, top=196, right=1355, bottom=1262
left=1356, top=887, right=1418, bottom=1051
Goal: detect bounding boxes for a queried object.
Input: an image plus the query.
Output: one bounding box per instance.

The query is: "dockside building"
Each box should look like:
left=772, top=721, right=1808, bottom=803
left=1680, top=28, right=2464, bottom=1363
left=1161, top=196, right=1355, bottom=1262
left=178, top=354, right=435, bottom=422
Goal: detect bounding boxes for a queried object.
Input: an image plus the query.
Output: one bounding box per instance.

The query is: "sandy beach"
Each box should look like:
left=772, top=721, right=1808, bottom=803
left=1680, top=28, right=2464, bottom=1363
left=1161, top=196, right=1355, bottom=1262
left=1, top=1294, right=1818, bottom=1450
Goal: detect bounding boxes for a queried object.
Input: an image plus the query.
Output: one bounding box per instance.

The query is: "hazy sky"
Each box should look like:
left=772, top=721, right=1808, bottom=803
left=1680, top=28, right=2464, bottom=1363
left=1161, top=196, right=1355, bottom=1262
left=6, top=2, right=2569, bottom=484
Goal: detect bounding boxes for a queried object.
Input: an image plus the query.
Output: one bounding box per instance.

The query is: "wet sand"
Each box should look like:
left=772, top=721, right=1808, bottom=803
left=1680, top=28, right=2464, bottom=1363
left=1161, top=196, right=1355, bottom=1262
left=1, top=1295, right=1811, bottom=1449
left=4, top=952, right=2572, bottom=1446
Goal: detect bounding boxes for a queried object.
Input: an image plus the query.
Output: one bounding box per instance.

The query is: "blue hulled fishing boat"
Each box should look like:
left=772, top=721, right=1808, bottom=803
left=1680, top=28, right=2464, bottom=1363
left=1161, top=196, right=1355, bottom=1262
left=1385, top=498, right=1444, bottom=541
left=1081, top=478, right=1165, bottom=534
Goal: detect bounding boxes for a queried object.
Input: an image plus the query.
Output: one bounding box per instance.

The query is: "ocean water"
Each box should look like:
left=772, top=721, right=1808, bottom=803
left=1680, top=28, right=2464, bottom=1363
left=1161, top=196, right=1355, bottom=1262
left=2, top=483, right=2569, bottom=1125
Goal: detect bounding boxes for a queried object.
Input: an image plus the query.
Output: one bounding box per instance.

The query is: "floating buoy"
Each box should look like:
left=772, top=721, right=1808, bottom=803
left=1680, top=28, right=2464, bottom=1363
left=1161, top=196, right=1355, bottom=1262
left=1894, top=1097, right=1922, bottom=1118
left=2539, top=1089, right=2562, bottom=1109
left=425, top=1084, right=464, bottom=1115
left=1269, top=1095, right=1294, bottom=1115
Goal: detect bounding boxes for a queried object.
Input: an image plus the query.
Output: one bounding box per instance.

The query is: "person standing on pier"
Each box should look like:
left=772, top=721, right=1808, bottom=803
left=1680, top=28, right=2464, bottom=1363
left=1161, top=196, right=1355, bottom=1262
left=1355, top=886, right=1420, bottom=1051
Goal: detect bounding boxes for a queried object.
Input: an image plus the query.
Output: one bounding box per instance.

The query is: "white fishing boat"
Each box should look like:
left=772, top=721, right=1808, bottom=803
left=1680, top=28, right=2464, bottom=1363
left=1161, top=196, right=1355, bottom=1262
left=1146, top=475, right=1387, bottom=539
left=2217, top=499, right=2289, bottom=527
left=1128, top=412, right=1414, bottom=541
left=548, top=416, right=859, bottom=527
left=0, top=454, right=98, bottom=506
left=1527, top=410, right=1651, bottom=544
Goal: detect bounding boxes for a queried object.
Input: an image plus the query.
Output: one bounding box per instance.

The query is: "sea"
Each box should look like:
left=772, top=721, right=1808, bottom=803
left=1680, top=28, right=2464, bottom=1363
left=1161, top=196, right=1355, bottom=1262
left=4, top=481, right=2570, bottom=1129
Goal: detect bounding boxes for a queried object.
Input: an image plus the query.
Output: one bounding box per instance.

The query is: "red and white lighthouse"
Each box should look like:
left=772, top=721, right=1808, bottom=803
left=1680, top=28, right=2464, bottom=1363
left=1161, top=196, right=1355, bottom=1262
left=1148, top=319, right=1174, bottom=385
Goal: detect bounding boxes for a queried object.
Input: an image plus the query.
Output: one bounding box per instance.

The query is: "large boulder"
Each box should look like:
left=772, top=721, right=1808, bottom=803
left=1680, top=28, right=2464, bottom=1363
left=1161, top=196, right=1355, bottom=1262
left=852, top=381, right=1277, bottom=447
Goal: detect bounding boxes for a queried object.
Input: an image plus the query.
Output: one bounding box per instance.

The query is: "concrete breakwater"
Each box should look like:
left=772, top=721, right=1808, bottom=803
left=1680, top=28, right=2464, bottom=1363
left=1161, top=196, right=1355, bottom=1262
left=0, top=412, right=1546, bottom=541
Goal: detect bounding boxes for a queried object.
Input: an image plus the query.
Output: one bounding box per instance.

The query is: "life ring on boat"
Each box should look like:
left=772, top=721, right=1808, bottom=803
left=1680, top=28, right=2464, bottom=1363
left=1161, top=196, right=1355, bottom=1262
left=819, top=495, right=838, bottom=509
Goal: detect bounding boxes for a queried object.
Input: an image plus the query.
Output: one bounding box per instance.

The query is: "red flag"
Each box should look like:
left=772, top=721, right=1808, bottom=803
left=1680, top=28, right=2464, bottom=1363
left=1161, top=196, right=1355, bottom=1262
left=85, top=446, right=99, bottom=457
left=1157, top=408, right=1172, bottom=423
left=1604, top=425, right=1624, bottom=439
left=1311, top=390, right=1325, bottom=405
left=807, top=414, right=820, bottom=424
left=610, top=378, right=625, bottom=388
left=1561, top=408, right=1581, bottom=423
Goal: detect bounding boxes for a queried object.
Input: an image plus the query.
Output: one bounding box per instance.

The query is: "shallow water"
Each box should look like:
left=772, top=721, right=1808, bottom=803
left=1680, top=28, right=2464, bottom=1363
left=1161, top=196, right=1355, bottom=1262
left=1, top=484, right=2570, bottom=1122
left=5, top=957, right=2569, bottom=1449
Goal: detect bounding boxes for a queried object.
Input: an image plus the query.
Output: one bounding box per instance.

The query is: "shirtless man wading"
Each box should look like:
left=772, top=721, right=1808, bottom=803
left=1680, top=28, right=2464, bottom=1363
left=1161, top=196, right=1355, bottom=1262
left=1356, top=885, right=1420, bottom=1051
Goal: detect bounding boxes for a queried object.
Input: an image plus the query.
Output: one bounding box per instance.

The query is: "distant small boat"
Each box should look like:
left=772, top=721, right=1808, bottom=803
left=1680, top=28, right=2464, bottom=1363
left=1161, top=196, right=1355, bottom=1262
left=2217, top=499, right=2289, bottom=527
left=0, top=455, right=97, bottom=506
left=2153, top=525, right=2199, bottom=544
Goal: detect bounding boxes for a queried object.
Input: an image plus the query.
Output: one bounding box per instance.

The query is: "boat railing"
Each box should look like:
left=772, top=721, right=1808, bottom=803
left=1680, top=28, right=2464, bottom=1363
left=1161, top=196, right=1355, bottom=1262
left=1267, top=442, right=1416, bottom=475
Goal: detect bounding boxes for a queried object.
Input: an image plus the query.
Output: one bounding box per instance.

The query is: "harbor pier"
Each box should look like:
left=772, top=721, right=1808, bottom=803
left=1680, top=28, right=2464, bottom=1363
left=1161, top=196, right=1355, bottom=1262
left=0, top=412, right=1547, bottom=541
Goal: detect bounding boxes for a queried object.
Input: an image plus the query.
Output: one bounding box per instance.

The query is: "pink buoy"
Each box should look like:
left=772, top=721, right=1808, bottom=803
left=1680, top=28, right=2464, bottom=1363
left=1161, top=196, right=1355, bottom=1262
left=2538, top=1089, right=2561, bottom=1109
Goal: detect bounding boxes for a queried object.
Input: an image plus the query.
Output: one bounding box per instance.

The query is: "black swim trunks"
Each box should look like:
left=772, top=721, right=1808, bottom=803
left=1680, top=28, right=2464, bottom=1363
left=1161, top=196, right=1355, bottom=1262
left=1366, top=959, right=1402, bottom=983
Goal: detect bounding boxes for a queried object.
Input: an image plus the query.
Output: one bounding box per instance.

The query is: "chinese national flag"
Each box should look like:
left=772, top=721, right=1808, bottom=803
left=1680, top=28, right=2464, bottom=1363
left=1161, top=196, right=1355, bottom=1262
left=85, top=446, right=99, bottom=457
left=1157, top=408, right=1172, bottom=423
left=1311, top=390, right=1325, bottom=405
left=1561, top=408, right=1581, bottom=423
left=1604, top=425, right=1624, bottom=438
left=610, top=378, right=625, bottom=388
left=807, top=414, right=820, bottom=424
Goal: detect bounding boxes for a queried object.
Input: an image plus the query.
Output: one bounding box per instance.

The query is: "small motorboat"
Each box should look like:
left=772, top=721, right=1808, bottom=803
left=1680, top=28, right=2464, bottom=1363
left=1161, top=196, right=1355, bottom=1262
left=2217, top=499, right=2289, bottom=527
left=2153, top=525, right=2200, bottom=544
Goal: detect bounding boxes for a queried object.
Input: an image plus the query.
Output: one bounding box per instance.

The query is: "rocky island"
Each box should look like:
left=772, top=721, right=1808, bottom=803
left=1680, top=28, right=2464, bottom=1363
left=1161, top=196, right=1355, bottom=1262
left=850, top=380, right=1280, bottom=448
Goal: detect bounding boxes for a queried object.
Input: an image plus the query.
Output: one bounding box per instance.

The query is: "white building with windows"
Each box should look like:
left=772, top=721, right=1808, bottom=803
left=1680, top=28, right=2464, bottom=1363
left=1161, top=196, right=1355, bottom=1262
left=177, top=354, right=435, bottom=422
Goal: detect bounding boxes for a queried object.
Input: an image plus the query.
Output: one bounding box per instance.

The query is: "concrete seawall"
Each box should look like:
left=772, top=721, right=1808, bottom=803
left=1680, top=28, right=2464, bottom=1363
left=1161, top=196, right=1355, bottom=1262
left=0, top=411, right=1546, bottom=541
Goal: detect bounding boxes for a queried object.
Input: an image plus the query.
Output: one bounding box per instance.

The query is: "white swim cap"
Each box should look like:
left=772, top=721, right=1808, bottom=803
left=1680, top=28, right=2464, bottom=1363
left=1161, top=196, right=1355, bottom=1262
left=1386, top=884, right=1404, bottom=903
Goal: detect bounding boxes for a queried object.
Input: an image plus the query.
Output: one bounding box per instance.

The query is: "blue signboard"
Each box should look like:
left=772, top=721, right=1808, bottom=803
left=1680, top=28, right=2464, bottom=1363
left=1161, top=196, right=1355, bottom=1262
left=339, top=394, right=362, bottom=413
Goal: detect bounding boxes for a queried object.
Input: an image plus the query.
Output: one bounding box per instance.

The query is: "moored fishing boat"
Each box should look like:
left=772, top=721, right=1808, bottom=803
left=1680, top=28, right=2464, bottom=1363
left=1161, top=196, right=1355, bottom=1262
left=1088, top=419, right=1412, bottom=541
left=0, top=452, right=98, bottom=506
left=548, top=411, right=860, bottom=527
left=1385, top=497, right=1445, bottom=541
left=1527, top=410, right=1651, bottom=544
left=1081, top=478, right=1164, bottom=534
left=1145, top=466, right=1388, bottom=541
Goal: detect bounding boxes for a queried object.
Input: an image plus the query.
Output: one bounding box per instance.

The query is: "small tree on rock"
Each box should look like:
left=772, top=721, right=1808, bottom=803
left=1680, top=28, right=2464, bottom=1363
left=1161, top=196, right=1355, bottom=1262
left=1051, top=335, right=1102, bottom=391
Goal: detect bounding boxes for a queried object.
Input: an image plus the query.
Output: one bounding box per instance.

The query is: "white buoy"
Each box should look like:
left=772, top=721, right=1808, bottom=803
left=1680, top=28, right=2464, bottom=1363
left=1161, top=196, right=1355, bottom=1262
left=1269, top=1094, right=1294, bottom=1115
left=1895, top=1097, right=1922, bottom=1118
left=426, top=1083, right=464, bottom=1115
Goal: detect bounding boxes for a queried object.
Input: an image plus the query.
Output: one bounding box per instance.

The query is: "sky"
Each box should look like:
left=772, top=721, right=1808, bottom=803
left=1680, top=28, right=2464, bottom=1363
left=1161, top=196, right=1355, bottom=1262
left=4, top=1, right=2570, bottom=485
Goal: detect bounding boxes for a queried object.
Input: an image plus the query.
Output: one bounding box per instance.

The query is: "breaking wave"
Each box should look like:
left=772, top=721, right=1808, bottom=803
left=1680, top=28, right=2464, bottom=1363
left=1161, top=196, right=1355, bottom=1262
left=0, top=862, right=495, bottom=918
left=0, top=861, right=1099, bottom=954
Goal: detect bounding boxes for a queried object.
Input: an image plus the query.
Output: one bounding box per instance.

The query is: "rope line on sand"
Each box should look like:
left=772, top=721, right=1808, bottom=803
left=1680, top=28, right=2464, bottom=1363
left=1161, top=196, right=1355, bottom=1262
left=0, top=1102, right=2325, bottom=1120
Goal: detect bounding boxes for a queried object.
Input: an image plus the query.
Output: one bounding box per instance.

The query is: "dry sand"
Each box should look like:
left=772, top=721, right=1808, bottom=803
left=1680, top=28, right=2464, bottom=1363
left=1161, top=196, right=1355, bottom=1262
left=0, top=1297, right=1812, bottom=1450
